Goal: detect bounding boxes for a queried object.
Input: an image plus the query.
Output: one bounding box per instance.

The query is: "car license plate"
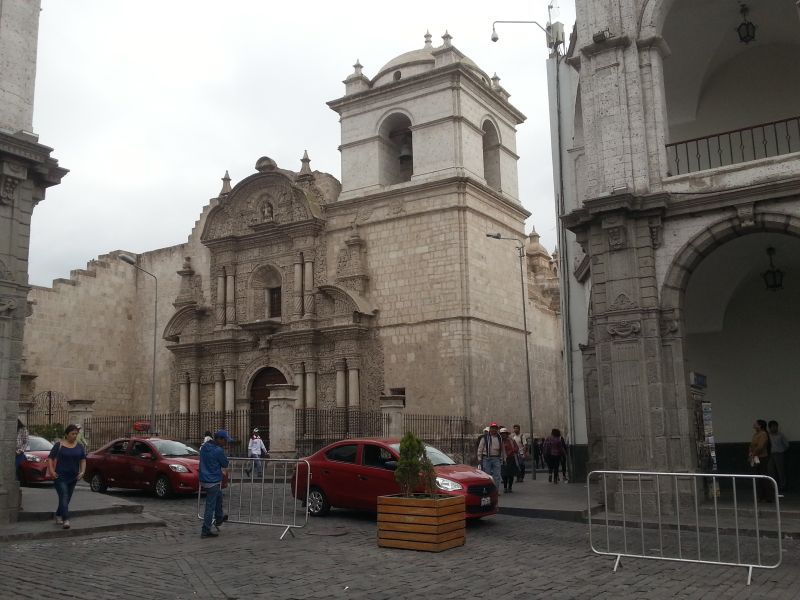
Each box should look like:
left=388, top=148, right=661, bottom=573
left=480, top=496, right=491, bottom=507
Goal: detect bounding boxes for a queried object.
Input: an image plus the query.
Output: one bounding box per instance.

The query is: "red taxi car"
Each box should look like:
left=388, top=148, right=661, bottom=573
left=17, top=435, right=54, bottom=484
left=293, top=438, right=498, bottom=519
left=84, top=437, right=207, bottom=498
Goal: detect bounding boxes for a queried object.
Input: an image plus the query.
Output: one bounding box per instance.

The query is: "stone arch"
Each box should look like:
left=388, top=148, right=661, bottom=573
left=481, top=117, right=502, bottom=192
left=660, top=211, right=800, bottom=314
left=639, top=0, right=677, bottom=39
left=246, top=264, right=283, bottom=320
left=238, top=355, right=294, bottom=399
left=377, top=110, right=414, bottom=185
left=163, top=306, right=199, bottom=342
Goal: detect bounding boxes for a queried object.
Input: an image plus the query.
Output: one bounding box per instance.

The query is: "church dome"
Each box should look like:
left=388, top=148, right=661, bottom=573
left=371, top=31, right=491, bottom=88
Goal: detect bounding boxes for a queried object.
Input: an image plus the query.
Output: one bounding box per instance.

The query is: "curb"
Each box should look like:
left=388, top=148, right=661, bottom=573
left=0, top=515, right=167, bottom=543
left=18, top=504, right=144, bottom=521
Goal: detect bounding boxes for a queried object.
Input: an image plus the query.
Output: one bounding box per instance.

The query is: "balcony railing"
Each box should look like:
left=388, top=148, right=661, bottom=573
left=666, top=115, right=800, bottom=176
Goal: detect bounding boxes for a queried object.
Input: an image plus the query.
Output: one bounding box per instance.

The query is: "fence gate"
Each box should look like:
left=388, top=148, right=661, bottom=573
left=27, top=391, right=69, bottom=428
left=197, top=457, right=310, bottom=539
left=587, top=470, right=783, bottom=585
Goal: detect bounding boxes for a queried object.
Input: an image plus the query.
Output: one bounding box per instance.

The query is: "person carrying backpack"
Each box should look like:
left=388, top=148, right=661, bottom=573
left=543, top=428, right=567, bottom=484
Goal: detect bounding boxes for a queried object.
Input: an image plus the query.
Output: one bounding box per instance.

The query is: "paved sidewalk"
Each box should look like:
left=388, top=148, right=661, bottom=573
left=2, top=491, right=798, bottom=600
left=0, top=484, right=165, bottom=542
left=497, top=472, right=599, bottom=520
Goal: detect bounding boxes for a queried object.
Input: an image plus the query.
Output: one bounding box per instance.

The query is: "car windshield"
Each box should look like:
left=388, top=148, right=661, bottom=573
left=26, top=436, right=53, bottom=452
left=151, top=440, right=198, bottom=457
left=388, top=443, right=456, bottom=467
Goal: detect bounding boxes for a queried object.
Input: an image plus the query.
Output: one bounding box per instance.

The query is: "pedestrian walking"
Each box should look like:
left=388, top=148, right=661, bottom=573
left=543, top=428, right=567, bottom=484
left=201, top=430, right=212, bottom=446
left=15, top=419, right=29, bottom=481
left=47, top=424, right=87, bottom=529
left=511, top=424, right=527, bottom=482
left=477, top=422, right=504, bottom=490
left=749, top=419, right=771, bottom=502
left=499, top=428, right=520, bottom=493
left=560, top=437, right=569, bottom=482
left=245, top=428, right=268, bottom=477
left=767, top=420, right=788, bottom=496
left=199, top=429, right=232, bottom=538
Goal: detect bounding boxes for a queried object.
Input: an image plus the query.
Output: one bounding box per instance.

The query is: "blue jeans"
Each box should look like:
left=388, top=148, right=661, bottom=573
left=482, top=457, right=502, bottom=490
left=202, top=483, right=224, bottom=533
left=248, top=454, right=263, bottom=477
left=54, top=477, right=78, bottom=520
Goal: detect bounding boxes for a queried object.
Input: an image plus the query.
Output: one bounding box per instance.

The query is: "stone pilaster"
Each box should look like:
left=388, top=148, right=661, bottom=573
left=266, top=384, right=298, bottom=459
left=380, top=394, right=405, bottom=438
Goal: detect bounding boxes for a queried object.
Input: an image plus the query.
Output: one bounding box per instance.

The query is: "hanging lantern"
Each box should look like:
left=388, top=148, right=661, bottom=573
left=762, top=247, right=784, bottom=291
left=737, top=4, right=756, bottom=44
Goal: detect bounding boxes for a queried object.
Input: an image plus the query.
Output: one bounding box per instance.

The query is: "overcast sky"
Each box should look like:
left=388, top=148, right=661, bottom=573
left=29, top=0, right=575, bottom=287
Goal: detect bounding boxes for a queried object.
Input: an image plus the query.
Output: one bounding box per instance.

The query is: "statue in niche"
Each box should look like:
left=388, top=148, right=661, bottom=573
left=262, top=202, right=274, bottom=222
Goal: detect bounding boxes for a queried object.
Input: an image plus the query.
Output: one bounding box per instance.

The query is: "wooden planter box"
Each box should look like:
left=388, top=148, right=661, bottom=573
left=377, top=494, right=465, bottom=552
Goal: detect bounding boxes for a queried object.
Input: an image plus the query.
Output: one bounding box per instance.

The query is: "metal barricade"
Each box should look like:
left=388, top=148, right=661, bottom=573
left=197, top=457, right=310, bottom=539
left=587, top=471, right=782, bottom=585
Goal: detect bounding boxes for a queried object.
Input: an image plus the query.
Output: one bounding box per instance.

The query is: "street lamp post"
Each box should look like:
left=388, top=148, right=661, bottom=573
left=486, top=233, right=536, bottom=480
left=119, top=254, right=158, bottom=435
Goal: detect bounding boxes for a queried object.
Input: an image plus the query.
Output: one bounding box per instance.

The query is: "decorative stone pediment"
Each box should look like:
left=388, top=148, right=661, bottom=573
left=201, top=168, right=322, bottom=243
left=163, top=305, right=208, bottom=343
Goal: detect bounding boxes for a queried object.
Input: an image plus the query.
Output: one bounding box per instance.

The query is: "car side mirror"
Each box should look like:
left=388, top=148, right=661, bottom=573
left=383, top=460, right=398, bottom=471
left=139, top=453, right=153, bottom=460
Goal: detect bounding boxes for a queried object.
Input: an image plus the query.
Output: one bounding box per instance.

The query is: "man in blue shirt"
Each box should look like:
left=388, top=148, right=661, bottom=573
left=199, top=430, right=232, bottom=538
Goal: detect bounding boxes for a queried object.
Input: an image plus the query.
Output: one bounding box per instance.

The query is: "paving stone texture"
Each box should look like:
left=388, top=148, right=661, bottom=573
left=2, top=491, right=799, bottom=600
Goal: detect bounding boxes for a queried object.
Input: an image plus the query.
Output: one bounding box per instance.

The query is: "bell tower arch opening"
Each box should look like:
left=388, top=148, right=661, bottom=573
left=481, top=119, right=501, bottom=191
left=378, top=112, right=413, bottom=186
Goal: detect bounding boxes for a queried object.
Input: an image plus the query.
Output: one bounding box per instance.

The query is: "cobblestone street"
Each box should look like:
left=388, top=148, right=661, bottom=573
left=3, top=489, right=799, bottom=599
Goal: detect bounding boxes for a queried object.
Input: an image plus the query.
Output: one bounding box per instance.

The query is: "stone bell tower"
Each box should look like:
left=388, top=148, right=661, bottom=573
left=324, top=32, right=548, bottom=428
left=0, top=0, right=67, bottom=524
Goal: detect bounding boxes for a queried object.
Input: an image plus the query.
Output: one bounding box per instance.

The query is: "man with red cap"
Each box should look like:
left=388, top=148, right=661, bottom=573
left=476, top=422, right=504, bottom=489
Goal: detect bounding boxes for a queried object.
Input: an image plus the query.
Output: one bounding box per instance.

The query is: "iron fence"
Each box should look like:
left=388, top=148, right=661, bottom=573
left=295, top=408, right=386, bottom=457
left=83, top=409, right=269, bottom=456
left=588, top=470, right=783, bottom=585
left=27, top=390, right=69, bottom=428
left=666, top=115, right=800, bottom=175
left=403, top=413, right=475, bottom=465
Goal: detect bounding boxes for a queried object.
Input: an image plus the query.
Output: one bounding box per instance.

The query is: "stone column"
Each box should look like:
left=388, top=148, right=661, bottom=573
left=189, top=374, right=199, bottom=414
left=178, top=376, right=189, bottom=414
left=293, top=258, right=303, bottom=318
left=380, top=395, right=405, bottom=438
left=66, top=399, right=95, bottom=430
left=347, top=357, right=361, bottom=409
left=213, top=370, right=224, bottom=412
left=292, top=362, right=305, bottom=410
left=224, top=372, right=236, bottom=412
left=334, top=359, right=347, bottom=409
left=215, top=268, right=226, bottom=328
left=225, top=269, right=236, bottom=325
left=266, top=384, right=298, bottom=459
left=303, top=254, right=315, bottom=317
left=304, top=360, right=317, bottom=410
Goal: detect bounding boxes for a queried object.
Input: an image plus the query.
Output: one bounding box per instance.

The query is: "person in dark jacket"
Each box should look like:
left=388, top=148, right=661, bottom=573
left=199, top=430, right=232, bottom=538
left=543, top=428, right=567, bottom=484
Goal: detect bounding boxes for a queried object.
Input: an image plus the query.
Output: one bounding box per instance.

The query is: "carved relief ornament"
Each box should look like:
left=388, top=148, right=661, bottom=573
left=609, top=293, right=637, bottom=312
left=601, top=215, right=626, bottom=251
left=606, top=320, right=641, bottom=338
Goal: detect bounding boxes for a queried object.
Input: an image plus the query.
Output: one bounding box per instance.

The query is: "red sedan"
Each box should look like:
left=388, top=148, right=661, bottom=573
left=293, top=438, right=498, bottom=519
left=84, top=437, right=205, bottom=498
left=17, top=435, right=54, bottom=484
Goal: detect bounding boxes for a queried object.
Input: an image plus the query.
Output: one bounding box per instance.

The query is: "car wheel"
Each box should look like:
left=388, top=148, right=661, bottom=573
left=154, top=475, right=172, bottom=499
left=307, top=486, right=330, bottom=517
left=90, top=472, right=107, bottom=493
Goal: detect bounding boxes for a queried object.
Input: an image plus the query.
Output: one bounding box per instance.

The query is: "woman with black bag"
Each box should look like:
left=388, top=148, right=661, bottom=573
left=47, top=424, right=87, bottom=529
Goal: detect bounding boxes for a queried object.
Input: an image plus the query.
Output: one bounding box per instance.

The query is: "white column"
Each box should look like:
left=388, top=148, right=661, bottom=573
left=293, top=362, right=305, bottom=410
left=304, top=361, right=317, bottom=410
left=347, top=358, right=360, bottom=409
left=225, top=271, right=235, bottom=325
left=179, top=377, right=189, bottom=414
left=293, top=259, right=303, bottom=317
left=189, top=375, right=199, bottom=414
left=335, top=358, right=347, bottom=408
left=303, top=255, right=315, bottom=316
left=214, top=371, right=224, bottom=412
left=225, top=376, right=236, bottom=412
left=215, top=269, right=226, bottom=328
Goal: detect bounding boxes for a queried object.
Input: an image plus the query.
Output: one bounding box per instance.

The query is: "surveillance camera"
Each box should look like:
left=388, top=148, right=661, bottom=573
left=491, top=31, right=499, bottom=42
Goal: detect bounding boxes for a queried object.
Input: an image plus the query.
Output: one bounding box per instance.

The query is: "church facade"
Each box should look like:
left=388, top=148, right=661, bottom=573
left=23, top=34, right=565, bottom=436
